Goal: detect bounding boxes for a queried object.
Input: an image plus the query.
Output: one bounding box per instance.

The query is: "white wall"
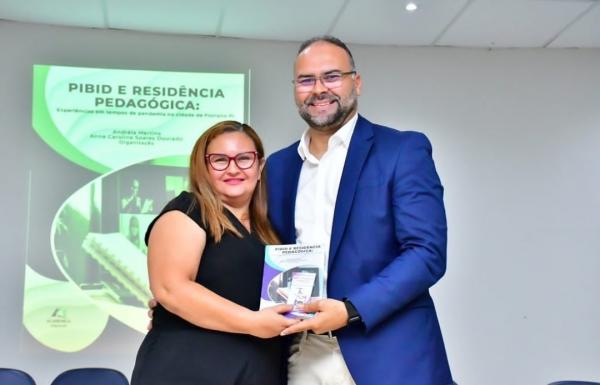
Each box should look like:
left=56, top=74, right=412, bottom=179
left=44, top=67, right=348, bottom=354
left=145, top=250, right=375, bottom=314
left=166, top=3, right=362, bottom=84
left=1, top=20, right=599, bottom=385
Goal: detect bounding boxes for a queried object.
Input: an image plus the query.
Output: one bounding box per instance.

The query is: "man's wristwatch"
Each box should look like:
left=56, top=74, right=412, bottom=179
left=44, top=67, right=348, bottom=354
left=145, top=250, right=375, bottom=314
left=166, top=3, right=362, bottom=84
left=343, top=298, right=362, bottom=326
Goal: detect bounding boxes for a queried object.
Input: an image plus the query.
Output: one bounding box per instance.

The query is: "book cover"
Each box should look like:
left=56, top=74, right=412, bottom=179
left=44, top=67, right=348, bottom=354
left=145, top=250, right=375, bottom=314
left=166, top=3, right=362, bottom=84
left=260, top=244, right=325, bottom=319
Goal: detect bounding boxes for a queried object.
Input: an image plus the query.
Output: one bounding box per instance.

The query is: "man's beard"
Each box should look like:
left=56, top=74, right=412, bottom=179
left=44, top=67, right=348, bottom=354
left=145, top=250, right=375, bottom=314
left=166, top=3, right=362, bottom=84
left=298, top=89, right=357, bottom=132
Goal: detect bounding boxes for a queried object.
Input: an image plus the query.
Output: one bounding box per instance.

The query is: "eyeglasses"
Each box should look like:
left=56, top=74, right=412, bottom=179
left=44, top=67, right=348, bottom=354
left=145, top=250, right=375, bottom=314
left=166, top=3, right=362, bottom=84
left=205, top=151, right=259, bottom=171
left=293, top=71, right=356, bottom=92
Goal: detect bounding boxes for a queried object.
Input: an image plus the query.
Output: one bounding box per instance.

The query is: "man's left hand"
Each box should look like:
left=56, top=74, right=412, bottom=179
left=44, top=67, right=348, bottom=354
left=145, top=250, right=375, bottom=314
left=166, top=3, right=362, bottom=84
left=280, top=298, right=348, bottom=336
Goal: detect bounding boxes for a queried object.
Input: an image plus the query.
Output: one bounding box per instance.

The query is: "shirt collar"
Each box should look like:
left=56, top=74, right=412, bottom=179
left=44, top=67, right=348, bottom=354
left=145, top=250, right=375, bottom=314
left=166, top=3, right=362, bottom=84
left=297, top=112, right=358, bottom=162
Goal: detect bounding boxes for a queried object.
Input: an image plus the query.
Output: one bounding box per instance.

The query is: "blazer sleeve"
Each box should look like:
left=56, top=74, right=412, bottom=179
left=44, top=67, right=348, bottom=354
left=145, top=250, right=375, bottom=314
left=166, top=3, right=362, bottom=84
left=348, top=132, right=448, bottom=331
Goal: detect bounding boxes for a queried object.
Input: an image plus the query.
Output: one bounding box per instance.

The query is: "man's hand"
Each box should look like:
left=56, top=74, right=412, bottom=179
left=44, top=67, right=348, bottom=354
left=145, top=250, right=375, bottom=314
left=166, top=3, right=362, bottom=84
left=147, top=298, right=157, bottom=331
left=280, top=299, right=348, bottom=336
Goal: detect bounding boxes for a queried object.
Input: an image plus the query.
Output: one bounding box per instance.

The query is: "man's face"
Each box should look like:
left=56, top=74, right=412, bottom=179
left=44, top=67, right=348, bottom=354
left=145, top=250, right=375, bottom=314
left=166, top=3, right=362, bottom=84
left=294, top=42, right=361, bottom=132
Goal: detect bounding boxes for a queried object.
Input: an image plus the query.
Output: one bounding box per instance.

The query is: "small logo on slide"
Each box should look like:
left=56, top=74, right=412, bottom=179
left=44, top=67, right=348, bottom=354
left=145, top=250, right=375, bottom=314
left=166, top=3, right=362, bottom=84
left=47, top=308, right=71, bottom=327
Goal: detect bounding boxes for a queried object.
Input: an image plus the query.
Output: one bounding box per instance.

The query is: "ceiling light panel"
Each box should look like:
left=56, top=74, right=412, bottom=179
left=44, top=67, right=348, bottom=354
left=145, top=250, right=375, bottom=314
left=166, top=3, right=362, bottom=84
left=221, top=0, right=346, bottom=41
left=332, top=0, right=470, bottom=46
left=548, top=1, right=600, bottom=47
left=437, top=0, right=595, bottom=48
left=105, top=0, right=223, bottom=35
left=0, top=0, right=105, bottom=28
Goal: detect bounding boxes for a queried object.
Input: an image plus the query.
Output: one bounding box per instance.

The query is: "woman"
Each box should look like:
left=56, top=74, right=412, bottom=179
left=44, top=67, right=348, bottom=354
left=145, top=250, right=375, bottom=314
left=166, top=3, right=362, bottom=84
left=131, top=121, right=297, bottom=385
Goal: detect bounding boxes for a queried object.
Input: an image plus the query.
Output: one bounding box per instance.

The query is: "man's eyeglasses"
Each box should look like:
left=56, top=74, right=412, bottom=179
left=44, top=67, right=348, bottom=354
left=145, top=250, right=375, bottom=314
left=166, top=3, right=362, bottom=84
left=293, top=71, right=356, bottom=92
left=205, top=151, right=259, bottom=171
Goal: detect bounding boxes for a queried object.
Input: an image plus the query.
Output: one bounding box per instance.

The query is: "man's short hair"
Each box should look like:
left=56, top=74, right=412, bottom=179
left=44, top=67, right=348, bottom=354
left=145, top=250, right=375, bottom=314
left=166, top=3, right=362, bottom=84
left=297, top=35, right=356, bottom=70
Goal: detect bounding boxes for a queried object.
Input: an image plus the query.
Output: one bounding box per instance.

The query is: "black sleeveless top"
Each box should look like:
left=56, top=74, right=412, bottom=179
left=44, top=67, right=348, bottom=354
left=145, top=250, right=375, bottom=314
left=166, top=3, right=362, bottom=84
left=131, top=192, right=284, bottom=385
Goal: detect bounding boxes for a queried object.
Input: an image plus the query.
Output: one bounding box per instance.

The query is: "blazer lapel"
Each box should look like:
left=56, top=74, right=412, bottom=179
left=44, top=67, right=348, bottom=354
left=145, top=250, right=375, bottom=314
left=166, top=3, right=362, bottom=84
left=329, top=115, right=374, bottom=268
left=282, top=151, right=303, bottom=243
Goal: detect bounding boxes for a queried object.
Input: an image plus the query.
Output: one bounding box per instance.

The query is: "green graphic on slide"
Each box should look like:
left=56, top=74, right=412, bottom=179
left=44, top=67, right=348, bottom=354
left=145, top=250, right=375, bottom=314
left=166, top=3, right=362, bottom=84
left=46, top=160, right=187, bottom=334
left=23, top=266, right=109, bottom=352
left=25, top=65, right=246, bottom=352
left=32, top=65, right=110, bottom=173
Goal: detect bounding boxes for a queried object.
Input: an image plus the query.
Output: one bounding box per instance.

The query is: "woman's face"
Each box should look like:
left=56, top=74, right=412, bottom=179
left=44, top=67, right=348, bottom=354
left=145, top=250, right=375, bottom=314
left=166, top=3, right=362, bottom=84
left=205, top=132, right=261, bottom=208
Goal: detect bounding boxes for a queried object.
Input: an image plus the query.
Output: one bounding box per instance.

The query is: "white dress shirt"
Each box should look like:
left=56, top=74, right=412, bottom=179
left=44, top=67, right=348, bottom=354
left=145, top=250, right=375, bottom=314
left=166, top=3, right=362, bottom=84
left=294, top=113, right=358, bottom=297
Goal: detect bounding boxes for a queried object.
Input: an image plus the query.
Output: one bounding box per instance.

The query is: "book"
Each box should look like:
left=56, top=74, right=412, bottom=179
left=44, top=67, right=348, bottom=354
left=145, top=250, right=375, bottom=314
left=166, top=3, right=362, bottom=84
left=82, top=232, right=151, bottom=305
left=259, top=244, right=325, bottom=319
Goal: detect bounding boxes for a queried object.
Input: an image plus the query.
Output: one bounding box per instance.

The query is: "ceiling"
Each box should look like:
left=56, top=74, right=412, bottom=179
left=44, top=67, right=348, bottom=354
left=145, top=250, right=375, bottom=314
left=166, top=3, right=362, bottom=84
left=1, top=0, right=599, bottom=48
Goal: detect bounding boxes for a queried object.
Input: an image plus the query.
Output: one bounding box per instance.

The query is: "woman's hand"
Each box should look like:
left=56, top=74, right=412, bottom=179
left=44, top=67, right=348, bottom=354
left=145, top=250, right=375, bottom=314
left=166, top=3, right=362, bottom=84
left=247, top=304, right=299, bottom=338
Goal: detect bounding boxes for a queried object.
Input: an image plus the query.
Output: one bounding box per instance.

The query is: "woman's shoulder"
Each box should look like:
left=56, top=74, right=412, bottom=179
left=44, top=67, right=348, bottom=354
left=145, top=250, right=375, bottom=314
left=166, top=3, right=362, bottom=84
left=144, top=191, right=204, bottom=244
left=164, top=191, right=196, bottom=212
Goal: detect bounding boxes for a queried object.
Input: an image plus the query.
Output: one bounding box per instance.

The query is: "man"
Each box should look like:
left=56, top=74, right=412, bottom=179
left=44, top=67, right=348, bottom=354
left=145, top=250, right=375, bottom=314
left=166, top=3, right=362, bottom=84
left=266, top=36, right=454, bottom=385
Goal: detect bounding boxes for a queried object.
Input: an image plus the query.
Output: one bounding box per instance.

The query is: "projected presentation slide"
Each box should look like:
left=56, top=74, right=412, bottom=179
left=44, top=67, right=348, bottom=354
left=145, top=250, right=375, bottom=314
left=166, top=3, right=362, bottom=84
left=23, top=65, right=247, bottom=352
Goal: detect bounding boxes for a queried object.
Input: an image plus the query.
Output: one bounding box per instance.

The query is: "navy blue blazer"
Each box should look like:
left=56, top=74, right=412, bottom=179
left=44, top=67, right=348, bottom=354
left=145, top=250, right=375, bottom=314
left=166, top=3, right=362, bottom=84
left=266, top=115, right=453, bottom=385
